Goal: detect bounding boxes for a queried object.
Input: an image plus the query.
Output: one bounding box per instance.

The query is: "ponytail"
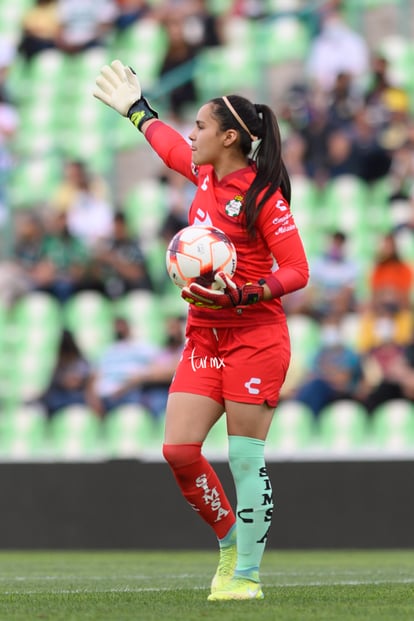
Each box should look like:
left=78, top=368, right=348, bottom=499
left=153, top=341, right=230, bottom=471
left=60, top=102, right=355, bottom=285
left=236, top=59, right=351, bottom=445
left=210, top=96, right=291, bottom=238
left=244, top=103, right=291, bottom=237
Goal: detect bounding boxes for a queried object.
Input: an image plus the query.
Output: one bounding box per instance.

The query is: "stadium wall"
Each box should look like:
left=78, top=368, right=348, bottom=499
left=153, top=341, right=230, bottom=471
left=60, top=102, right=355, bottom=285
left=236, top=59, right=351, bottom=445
left=1, top=460, right=414, bottom=549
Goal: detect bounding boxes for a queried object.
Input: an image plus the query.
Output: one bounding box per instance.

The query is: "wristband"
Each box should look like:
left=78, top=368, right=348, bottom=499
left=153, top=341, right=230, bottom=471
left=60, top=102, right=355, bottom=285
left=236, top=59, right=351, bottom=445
left=128, top=97, right=159, bottom=131
left=259, top=274, right=284, bottom=299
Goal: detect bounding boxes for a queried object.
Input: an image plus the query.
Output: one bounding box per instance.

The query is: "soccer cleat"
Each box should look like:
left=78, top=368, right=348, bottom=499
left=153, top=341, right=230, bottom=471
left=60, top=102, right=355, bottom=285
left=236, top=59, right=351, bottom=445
left=210, top=544, right=237, bottom=594
left=208, top=576, right=264, bottom=601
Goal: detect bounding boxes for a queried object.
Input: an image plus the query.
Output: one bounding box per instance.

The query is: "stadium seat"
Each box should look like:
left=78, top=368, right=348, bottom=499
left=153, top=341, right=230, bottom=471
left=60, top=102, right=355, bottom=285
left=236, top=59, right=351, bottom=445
left=370, top=400, right=414, bottom=454
left=322, top=176, right=369, bottom=234
left=317, top=400, right=370, bottom=454
left=258, top=16, right=311, bottom=64
left=103, top=403, right=163, bottom=459
left=266, top=400, right=315, bottom=457
left=123, top=179, right=168, bottom=251
left=287, top=314, right=321, bottom=358
left=115, top=290, right=165, bottom=346
left=63, top=291, right=114, bottom=360
left=48, top=405, right=103, bottom=460
left=109, top=18, right=167, bottom=90
left=195, top=46, right=261, bottom=101
left=8, top=157, right=63, bottom=207
left=0, top=404, right=47, bottom=460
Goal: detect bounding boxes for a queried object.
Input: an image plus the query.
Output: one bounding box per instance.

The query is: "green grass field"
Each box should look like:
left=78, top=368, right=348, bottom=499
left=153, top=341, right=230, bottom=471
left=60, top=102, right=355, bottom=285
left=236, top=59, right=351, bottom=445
left=0, top=550, right=413, bottom=621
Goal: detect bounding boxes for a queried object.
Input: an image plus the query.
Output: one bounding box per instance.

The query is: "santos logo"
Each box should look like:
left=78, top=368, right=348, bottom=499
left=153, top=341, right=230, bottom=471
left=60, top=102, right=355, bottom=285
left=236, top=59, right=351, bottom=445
left=244, top=377, right=261, bottom=395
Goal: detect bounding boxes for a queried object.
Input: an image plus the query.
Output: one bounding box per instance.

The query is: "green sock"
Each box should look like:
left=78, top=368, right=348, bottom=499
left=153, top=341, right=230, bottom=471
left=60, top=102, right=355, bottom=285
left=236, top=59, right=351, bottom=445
left=228, top=435, right=274, bottom=582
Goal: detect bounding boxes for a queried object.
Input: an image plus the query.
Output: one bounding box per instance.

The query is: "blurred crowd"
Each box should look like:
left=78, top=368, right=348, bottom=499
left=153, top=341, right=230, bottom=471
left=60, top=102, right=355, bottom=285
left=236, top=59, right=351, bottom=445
left=0, top=0, right=413, bottom=425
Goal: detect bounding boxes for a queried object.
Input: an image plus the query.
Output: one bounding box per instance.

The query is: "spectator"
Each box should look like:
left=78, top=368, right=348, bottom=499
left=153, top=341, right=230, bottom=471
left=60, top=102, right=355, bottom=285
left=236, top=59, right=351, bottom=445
left=91, top=210, right=153, bottom=298
left=121, top=314, right=185, bottom=419
left=349, top=107, right=392, bottom=183
left=358, top=311, right=414, bottom=413
left=50, top=159, right=113, bottom=247
left=299, top=230, right=360, bottom=319
left=327, top=71, right=362, bottom=130
left=55, top=0, right=117, bottom=54
left=157, top=11, right=199, bottom=119
left=87, top=316, right=163, bottom=416
left=355, top=290, right=414, bottom=355
left=18, top=0, right=59, bottom=62
left=293, top=312, right=364, bottom=417
left=40, top=210, right=91, bottom=302
left=306, top=8, right=370, bottom=92
left=0, top=86, right=19, bottom=226
left=12, top=211, right=51, bottom=292
left=367, top=232, right=413, bottom=310
left=325, top=128, right=360, bottom=179
left=113, top=0, right=151, bottom=32
left=38, top=329, right=93, bottom=417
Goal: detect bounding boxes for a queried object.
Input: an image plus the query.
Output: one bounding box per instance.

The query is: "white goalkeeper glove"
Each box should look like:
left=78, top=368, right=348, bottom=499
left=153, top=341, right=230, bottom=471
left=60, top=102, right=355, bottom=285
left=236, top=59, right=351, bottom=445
left=93, top=59, right=158, bottom=130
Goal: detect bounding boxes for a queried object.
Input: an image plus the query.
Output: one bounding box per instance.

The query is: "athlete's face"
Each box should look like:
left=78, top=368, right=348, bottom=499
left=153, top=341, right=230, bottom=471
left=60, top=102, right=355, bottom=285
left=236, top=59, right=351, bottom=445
left=188, top=103, right=225, bottom=167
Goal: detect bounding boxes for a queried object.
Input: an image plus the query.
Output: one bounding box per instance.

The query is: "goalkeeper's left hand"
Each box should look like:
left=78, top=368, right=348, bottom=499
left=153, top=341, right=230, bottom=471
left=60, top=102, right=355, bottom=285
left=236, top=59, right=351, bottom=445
left=181, top=271, right=265, bottom=309
left=93, top=59, right=141, bottom=116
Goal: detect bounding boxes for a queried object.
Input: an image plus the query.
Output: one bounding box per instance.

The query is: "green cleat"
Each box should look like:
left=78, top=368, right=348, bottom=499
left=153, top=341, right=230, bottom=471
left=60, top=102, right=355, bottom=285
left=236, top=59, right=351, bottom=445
left=208, top=576, right=264, bottom=601
left=210, top=544, right=237, bottom=594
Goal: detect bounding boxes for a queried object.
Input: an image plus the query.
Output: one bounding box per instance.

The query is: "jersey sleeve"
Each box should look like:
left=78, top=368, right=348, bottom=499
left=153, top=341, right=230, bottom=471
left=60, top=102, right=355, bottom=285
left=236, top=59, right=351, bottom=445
left=257, top=191, right=309, bottom=295
left=144, top=120, right=198, bottom=185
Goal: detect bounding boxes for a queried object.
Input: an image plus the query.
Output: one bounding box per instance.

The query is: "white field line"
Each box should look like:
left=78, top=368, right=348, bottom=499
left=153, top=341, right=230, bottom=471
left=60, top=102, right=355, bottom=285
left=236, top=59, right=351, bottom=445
left=1, top=575, right=414, bottom=595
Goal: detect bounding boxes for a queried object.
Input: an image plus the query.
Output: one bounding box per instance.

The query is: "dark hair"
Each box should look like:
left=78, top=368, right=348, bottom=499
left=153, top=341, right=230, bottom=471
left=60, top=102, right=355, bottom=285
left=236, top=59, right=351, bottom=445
left=210, top=95, right=291, bottom=237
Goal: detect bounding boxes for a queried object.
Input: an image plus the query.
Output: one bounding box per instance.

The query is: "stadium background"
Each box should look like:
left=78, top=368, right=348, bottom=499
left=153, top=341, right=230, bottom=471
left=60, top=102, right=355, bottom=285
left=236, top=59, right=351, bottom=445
left=0, top=0, right=413, bottom=549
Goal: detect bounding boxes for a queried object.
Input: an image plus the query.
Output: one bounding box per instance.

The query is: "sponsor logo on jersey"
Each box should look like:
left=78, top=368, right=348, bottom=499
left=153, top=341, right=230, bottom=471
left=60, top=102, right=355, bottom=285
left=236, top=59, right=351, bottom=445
left=225, top=194, right=243, bottom=217
left=189, top=347, right=225, bottom=371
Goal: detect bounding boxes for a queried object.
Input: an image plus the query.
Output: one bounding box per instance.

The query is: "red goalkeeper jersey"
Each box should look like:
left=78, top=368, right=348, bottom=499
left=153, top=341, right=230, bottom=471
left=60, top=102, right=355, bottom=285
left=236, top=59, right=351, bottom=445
left=146, top=121, right=309, bottom=328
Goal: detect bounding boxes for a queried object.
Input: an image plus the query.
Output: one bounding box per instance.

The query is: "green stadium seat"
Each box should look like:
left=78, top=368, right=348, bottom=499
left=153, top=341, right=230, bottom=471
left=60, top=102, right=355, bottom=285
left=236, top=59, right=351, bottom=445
left=5, top=348, right=56, bottom=405
left=370, top=400, right=414, bottom=454
left=109, top=19, right=167, bottom=90
left=48, top=405, right=103, bottom=459
left=287, top=314, right=321, bottom=357
left=64, top=291, right=114, bottom=361
left=0, top=404, right=47, bottom=460
left=0, top=0, right=31, bottom=41
left=266, top=400, right=315, bottom=456
left=195, top=46, right=261, bottom=101
left=317, top=400, right=370, bottom=454
left=123, top=179, right=168, bottom=250
left=115, top=290, right=165, bottom=346
left=322, top=176, right=369, bottom=234
left=258, top=16, right=310, bottom=64
left=8, top=157, right=62, bottom=207
left=103, top=403, right=163, bottom=459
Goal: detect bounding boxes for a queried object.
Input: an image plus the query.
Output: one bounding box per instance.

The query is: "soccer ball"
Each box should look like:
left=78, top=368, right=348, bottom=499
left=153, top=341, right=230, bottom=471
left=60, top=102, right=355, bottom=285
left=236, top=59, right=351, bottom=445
left=166, top=225, right=237, bottom=288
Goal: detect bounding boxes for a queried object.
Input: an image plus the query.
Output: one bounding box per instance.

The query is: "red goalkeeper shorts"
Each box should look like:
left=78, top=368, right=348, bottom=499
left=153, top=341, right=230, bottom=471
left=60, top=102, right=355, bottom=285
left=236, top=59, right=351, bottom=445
left=169, top=321, right=291, bottom=407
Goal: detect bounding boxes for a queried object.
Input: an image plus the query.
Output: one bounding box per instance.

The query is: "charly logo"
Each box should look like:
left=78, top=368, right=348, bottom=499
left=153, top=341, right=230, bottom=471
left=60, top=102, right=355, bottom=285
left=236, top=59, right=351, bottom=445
left=201, top=174, right=210, bottom=190
left=225, top=194, right=243, bottom=217
left=244, top=377, right=261, bottom=395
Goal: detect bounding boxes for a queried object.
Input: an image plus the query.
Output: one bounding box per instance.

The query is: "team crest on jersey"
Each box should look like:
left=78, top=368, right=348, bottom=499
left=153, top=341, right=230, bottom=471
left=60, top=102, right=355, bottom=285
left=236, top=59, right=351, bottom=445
left=225, top=195, right=243, bottom=217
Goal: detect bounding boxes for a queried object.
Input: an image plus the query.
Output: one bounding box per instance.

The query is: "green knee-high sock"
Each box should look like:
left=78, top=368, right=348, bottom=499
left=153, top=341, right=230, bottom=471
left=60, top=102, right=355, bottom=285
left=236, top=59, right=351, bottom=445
left=228, top=435, right=274, bottom=582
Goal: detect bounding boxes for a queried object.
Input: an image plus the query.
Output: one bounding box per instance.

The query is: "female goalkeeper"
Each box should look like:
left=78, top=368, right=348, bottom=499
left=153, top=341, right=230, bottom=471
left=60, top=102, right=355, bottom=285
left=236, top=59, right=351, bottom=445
left=94, top=60, right=309, bottom=601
